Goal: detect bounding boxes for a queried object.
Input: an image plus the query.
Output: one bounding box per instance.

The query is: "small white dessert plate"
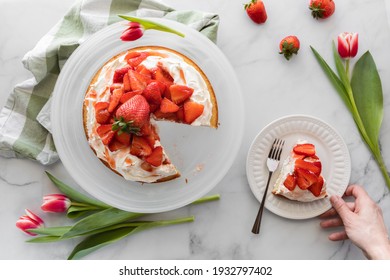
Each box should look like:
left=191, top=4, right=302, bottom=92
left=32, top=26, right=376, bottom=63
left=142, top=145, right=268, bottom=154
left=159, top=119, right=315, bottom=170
left=246, top=115, right=351, bottom=219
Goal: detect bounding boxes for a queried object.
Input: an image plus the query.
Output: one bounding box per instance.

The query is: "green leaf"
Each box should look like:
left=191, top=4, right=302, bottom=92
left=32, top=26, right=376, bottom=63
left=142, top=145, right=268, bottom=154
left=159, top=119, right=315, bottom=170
left=310, top=46, right=353, bottom=112
left=27, top=235, right=64, bottom=243
left=68, top=227, right=137, bottom=260
left=45, top=172, right=110, bottom=208
left=66, top=205, right=98, bottom=219
left=28, top=226, right=71, bottom=236
left=62, top=208, right=144, bottom=239
left=351, top=51, right=383, bottom=145
left=68, top=216, right=194, bottom=260
left=118, top=15, right=185, bottom=38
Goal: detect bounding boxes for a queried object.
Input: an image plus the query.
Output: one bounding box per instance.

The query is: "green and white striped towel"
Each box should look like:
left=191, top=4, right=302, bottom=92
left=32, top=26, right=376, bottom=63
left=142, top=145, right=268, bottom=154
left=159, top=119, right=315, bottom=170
left=0, top=0, right=219, bottom=165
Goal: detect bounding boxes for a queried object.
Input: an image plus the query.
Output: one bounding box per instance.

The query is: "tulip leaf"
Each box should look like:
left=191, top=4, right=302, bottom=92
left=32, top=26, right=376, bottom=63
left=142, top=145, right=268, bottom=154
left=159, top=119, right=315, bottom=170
left=68, top=216, right=194, bottom=260
left=28, top=226, right=71, bottom=236
left=310, top=46, right=353, bottom=112
left=62, top=208, right=144, bottom=239
left=27, top=235, right=64, bottom=243
left=67, top=205, right=100, bottom=219
left=45, top=172, right=110, bottom=208
left=351, top=51, right=383, bottom=145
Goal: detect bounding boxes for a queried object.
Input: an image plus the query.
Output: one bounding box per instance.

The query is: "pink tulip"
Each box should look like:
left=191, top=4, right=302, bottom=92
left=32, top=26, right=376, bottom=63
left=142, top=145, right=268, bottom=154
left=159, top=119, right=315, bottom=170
left=338, top=32, right=358, bottom=59
left=120, top=22, right=144, bottom=41
left=41, top=194, right=71, bottom=213
left=16, top=209, right=44, bottom=236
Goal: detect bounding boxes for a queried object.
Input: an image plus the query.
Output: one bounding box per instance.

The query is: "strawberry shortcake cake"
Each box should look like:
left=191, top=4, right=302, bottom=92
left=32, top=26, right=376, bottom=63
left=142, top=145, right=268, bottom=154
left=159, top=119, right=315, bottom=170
left=272, top=141, right=327, bottom=201
left=83, top=46, right=218, bottom=183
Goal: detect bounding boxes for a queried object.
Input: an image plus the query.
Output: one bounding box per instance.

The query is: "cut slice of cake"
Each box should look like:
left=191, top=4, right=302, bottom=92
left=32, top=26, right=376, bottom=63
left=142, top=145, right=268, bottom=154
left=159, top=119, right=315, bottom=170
left=272, top=141, right=327, bottom=202
left=83, top=46, right=218, bottom=183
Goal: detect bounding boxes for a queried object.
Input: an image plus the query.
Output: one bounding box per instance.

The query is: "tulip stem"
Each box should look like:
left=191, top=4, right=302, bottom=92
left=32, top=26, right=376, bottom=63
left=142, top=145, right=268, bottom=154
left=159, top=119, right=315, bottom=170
left=346, top=59, right=350, bottom=81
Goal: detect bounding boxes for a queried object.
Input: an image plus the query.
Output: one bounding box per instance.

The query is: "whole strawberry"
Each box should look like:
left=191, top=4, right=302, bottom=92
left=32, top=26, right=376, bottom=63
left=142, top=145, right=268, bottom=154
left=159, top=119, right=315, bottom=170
left=309, top=0, right=335, bottom=20
left=113, top=95, right=150, bottom=135
left=244, top=0, right=267, bottom=24
left=279, top=36, right=300, bottom=61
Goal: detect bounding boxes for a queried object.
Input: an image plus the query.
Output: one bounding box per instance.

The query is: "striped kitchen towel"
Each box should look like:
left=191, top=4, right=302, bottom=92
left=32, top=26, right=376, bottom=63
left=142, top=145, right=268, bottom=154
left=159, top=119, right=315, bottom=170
left=0, top=0, right=219, bottom=165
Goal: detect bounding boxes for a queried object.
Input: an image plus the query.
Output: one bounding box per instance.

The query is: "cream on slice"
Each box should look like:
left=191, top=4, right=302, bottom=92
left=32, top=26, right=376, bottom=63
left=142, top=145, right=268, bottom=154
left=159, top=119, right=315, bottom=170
left=272, top=140, right=327, bottom=202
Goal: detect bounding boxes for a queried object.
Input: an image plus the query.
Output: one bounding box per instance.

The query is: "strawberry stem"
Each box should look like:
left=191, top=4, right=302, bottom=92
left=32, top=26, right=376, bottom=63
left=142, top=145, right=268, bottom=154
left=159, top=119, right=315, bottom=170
left=112, top=117, right=140, bottom=135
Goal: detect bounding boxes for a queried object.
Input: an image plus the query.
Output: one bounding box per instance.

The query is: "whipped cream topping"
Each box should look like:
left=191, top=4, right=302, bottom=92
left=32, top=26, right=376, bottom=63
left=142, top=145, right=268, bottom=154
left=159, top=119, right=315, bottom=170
left=272, top=141, right=327, bottom=202
left=84, top=48, right=214, bottom=182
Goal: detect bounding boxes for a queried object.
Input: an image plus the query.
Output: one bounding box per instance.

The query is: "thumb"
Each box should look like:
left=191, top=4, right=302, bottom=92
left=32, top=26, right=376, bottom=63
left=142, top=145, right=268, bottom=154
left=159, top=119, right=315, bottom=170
left=330, top=195, right=352, bottom=218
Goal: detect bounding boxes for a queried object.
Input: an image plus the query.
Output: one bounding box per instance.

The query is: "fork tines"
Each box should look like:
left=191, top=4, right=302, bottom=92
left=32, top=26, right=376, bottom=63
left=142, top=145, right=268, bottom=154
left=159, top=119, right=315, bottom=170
left=269, top=138, right=284, bottom=160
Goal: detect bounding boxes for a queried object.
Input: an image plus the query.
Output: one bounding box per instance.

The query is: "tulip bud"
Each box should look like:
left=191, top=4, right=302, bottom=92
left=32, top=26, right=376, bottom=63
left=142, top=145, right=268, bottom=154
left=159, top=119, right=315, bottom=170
left=338, top=32, right=358, bottom=59
left=120, top=22, right=144, bottom=41
left=41, top=194, right=71, bottom=213
left=16, top=209, right=44, bottom=236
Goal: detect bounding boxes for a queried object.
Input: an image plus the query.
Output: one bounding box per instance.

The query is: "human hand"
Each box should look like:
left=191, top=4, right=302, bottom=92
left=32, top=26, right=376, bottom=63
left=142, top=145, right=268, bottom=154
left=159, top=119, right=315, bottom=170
left=319, top=184, right=390, bottom=260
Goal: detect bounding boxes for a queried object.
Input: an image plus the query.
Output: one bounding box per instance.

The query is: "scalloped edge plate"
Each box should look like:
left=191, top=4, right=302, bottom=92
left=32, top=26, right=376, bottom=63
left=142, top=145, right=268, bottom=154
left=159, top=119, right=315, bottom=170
left=246, top=115, right=351, bottom=219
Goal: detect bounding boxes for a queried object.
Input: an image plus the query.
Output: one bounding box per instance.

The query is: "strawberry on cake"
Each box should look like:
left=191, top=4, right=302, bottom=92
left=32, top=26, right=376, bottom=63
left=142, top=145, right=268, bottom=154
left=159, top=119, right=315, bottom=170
left=272, top=141, right=327, bottom=201
left=83, top=46, right=218, bottom=183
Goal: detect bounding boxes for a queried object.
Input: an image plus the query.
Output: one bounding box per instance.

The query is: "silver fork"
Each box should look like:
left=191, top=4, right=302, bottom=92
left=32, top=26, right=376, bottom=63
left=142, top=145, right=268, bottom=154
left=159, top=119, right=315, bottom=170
left=251, top=138, right=285, bottom=234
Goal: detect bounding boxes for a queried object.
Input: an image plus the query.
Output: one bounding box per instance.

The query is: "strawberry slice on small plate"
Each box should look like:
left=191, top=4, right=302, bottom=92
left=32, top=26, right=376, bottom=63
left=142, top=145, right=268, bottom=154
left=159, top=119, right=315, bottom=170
left=246, top=114, right=351, bottom=219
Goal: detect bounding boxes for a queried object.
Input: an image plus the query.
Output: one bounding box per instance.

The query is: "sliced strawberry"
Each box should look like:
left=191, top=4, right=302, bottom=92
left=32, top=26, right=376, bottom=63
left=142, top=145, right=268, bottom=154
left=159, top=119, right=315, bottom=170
left=283, top=174, right=296, bottom=191
left=130, top=136, right=152, bottom=157
left=96, top=124, right=115, bottom=145
left=110, top=83, right=122, bottom=93
left=128, top=69, right=149, bottom=91
left=293, top=143, right=316, bottom=157
left=176, top=106, right=185, bottom=122
left=169, top=85, right=194, bottom=104
left=123, top=73, right=131, bottom=92
left=295, top=167, right=318, bottom=190
left=126, top=51, right=149, bottom=68
left=153, top=109, right=178, bottom=121
left=108, top=88, right=123, bottom=113
left=308, top=176, right=324, bottom=197
left=140, top=122, right=160, bottom=147
left=140, top=161, right=153, bottom=172
left=135, top=64, right=152, bottom=79
left=108, top=140, right=128, bottom=152
left=153, top=80, right=167, bottom=96
left=154, top=65, right=174, bottom=87
left=143, top=81, right=162, bottom=106
left=160, top=97, right=179, bottom=113
left=95, top=108, right=111, bottom=124
left=113, top=66, right=132, bottom=83
left=183, top=101, right=204, bottom=124
left=115, top=131, right=131, bottom=145
left=95, top=101, right=109, bottom=111
left=294, top=159, right=321, bottom=176
left=312, top=161, right=322, bottom=175
left=139, top=122, right=153, bottom=136
left=145, top=146, right=163, bottom=167
left=94, top=102, right=111, bottom=124
left=120, top=90, right=143, bottom=104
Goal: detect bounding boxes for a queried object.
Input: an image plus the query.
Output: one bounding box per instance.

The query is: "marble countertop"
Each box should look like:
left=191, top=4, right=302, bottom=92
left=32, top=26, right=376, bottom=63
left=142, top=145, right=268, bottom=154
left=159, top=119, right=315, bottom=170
left=1, top=0, right=390, bottom=260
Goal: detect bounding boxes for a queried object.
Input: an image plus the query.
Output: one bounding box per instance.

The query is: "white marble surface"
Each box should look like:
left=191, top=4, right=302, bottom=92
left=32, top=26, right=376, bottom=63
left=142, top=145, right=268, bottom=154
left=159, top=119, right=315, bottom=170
left=1, top=0, right=390, bottom=260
